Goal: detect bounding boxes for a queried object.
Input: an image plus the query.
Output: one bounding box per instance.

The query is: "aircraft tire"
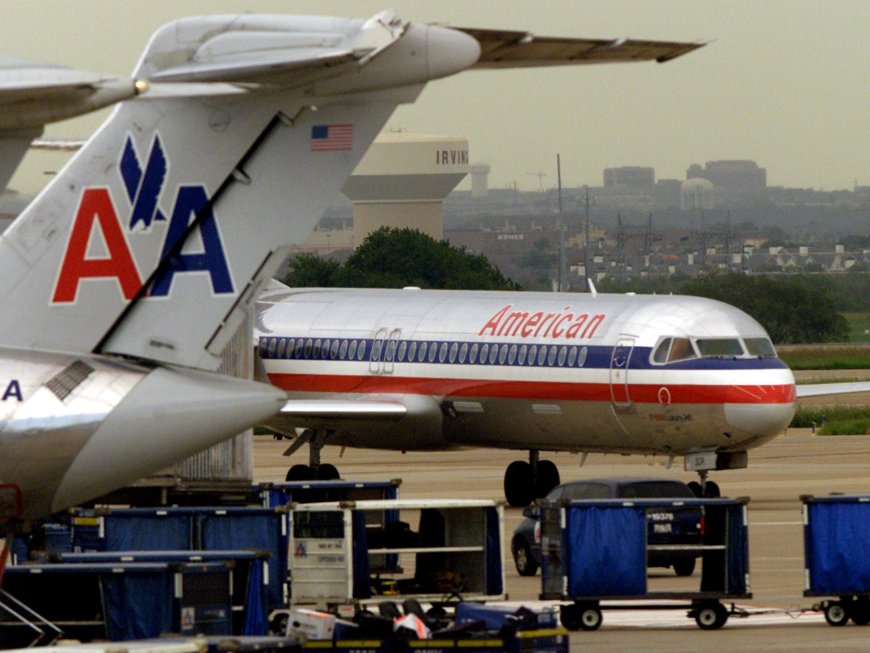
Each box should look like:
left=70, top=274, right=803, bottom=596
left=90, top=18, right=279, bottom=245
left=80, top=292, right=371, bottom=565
left=504, top=460, right=534, bottom=507
left=535, top=459, right=560, bottom=497
left=704, top=481, right=721, bottom=498
left=687, top=481, right=703, bottom=497
left=286, top=464, right=316, bottom=481
left=316, top=463, right=340, bottom=480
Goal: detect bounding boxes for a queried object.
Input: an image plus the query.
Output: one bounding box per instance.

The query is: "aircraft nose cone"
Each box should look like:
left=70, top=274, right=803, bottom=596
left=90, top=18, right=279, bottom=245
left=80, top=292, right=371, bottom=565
left=425, top=25, right=481, bottom=79
left=725, top=401, right=796, bottom=437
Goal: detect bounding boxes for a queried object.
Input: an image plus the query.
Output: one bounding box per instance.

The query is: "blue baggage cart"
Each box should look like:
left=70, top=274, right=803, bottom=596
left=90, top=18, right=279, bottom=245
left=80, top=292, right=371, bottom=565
left=540, top=496, right=751, bottom=630
left=803, top=494, right=870, bottom=626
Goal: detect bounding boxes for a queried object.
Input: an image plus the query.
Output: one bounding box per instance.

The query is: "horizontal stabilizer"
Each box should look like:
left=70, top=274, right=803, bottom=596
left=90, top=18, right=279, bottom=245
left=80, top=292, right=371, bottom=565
left=455, top=27, right=703, bottom=68
left=796, top=382, right=870, bottom=398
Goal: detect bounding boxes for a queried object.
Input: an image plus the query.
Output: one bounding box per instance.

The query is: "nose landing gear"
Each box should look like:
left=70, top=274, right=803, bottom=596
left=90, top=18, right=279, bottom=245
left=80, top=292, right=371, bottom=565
left=687, top=470, right=720, bottom=498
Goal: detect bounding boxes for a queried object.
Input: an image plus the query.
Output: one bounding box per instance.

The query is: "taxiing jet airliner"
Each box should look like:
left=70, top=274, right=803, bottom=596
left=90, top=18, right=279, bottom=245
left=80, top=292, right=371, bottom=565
left=2, top=10, right=633, bottom=527
left=256, top=283, right=868, bottom=506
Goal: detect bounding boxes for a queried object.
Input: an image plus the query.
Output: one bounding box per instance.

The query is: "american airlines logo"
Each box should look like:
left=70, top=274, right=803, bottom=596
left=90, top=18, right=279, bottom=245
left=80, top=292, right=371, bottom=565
left=52, top=134, right=234, bottom=304
left=479, top=305, right=605, bottom=340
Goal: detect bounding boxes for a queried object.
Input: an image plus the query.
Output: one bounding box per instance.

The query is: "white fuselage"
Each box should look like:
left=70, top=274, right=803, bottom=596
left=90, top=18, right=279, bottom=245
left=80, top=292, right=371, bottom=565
left=256, top=287, right=797, bottom=457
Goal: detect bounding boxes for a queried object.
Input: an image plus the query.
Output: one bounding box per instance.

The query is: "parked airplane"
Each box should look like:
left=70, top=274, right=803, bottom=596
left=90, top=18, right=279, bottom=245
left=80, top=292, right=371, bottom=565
left=0, top=56, right=138, bottom=191
left=256, top=283, right=870, bottom=506
left=3, top=10, right=656, bottom=527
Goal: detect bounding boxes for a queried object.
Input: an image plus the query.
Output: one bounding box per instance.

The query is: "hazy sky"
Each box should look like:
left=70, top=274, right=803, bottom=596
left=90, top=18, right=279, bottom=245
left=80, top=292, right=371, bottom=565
left=2, top=1, right=868, bottom=194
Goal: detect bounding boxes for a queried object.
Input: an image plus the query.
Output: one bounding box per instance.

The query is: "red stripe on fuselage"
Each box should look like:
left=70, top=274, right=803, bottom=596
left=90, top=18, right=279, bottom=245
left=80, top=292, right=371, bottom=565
left=267, top=373, right=797, bottom=404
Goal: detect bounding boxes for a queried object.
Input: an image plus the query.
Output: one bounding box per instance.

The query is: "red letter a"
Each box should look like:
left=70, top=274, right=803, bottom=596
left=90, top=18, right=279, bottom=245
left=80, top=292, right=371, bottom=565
left=52, top=188, right=142, bottom=303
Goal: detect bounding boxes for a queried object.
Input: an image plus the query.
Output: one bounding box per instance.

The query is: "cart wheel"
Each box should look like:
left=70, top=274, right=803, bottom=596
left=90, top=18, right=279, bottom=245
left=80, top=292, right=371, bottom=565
left=579, top=606, right=603, bottom=631
left=560, top=604, right=582, bottom=631
left=850, top=600, right=870, bottom=625
left=824, top=602, right=849, bottom=627
left=695, top=602, right=728, bottom=630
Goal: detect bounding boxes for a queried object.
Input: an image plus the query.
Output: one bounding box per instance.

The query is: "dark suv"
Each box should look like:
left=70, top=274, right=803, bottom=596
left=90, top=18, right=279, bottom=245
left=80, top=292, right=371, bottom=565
left=511, top=477, right=703, bottom=577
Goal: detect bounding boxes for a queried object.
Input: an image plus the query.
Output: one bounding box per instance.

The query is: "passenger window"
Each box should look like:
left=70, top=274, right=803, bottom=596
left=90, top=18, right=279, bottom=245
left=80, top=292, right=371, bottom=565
left=537, top=346, right=547, bottom=366
left=397, top=341, right=407, bottom=362
left=438, top=342, right=448, bottom=363
left=449, top=342, right=458, bottom=363
left=348, top=340, right=358, bottom=360
left=470, top=343, right=479, bottom=363
left=518, top=345, right=528, bottom=365
left=489, top=344, right=499, bottom=364
left=528, top=345, right=538, bottom=365
left=356, top=341, right=367, bottom=361
left=428, top=342, right=438, bottom=363
left=508, top=344, right=518, bottom=365
left=567, top=347, right=578, bottom=367
left=577, top=346, right=588, bottom=367
left=652, top=338, right=672, bottom=364
left=408, top=341, right=417, bottom=361
left=418, top=342, right=428, bottom=362
left=459, top=343, right=468, bottom=363
left=480, top=344, right=490, bottom=364
left=339, top=340, right=348, bottom=360
left=668, top=338, right=696, bottom=362
left=330, top=340, right=339, bottom=359
left=696, top=338, right=744, bottom=358
left=498, top=345, right=508, bottom=365
left=547, top=346, right=557, bottom=366
left=745, top=337, right=776, bottom=358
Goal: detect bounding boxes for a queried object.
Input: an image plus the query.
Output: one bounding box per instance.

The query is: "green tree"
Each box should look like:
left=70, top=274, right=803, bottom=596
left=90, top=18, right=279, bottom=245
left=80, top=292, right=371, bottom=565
left=282, top=252, right=340, bottom=287
left=283, top=227, right=517, bottom=290
left=682, top=273, right=849, bottom=344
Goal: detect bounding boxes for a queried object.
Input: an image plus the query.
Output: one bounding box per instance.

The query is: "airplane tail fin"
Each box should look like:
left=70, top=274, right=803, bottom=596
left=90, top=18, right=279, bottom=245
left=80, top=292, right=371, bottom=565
left=0, top=12, right=480, bottom=370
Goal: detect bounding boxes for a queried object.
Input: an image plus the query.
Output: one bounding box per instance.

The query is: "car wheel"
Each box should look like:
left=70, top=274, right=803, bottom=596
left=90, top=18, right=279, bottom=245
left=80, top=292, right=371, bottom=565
left=673, top=558, right=696, bottom=577
left=512, top=538, right=538, bottom=576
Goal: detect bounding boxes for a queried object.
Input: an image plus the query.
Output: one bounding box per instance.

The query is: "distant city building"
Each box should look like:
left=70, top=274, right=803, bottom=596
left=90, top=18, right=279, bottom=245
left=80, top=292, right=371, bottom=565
left=686, top=160, right=767, bottom=202
left=470, top=162, right=490, bottom=198
left=603, top=166, right=655, bottom=195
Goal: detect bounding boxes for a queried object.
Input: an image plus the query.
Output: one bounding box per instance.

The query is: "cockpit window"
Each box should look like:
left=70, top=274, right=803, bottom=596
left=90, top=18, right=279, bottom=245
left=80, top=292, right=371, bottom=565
left=668, top=338, right=697, bottom=362
left=695, top=338, right=744, bottom=358
left=744, top=337, right=777, bottom=358
left=652, top=338, right=672, bottom=364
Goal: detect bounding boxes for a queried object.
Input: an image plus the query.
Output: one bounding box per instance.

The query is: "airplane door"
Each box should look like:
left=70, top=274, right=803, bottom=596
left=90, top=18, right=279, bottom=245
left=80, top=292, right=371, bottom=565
left=369, top=328, right=387, bottom=374
left=610, top=337, right=634, bottom=409
left=383, top=329, right=401, bottom=374
left=369, top=328, right=401, bottom=374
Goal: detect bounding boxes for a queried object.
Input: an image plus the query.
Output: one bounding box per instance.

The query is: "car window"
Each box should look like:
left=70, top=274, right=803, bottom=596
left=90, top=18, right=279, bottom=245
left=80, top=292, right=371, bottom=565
left=552, top=483, right=612, bottom=500
left=618, top=481, right=694, bottom=499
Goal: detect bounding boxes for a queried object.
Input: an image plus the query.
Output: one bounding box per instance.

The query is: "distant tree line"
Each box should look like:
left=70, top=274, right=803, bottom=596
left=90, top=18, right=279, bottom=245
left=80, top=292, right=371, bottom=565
left=283, top=229, right=852, bottom=343
left=282, top=227, right=518, bottom=291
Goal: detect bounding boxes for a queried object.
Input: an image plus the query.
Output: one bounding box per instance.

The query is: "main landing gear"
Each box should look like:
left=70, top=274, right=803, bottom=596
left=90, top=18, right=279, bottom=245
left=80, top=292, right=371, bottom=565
left=283, top=429, right=341, bottom=481
left=504, top=450, right=560, bottom=507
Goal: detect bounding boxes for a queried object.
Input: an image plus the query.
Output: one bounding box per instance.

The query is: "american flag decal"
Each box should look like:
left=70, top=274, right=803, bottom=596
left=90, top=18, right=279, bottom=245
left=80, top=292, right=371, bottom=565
left=310, top=124, right=353, bottom=152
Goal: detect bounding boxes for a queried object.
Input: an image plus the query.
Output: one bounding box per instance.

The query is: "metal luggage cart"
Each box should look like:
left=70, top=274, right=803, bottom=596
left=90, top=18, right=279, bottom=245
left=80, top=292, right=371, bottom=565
left=539, top=497, right=751, bottom=630
left=803, top=494, right=870, bottom=626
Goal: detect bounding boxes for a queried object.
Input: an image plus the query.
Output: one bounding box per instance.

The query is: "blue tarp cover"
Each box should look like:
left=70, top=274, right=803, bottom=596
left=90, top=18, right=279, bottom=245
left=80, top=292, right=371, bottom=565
left=806, top=500, right=870, bottom=594
left=565, top=504, right=646, bottom=597
left=105, top=514, right=191, bottom=551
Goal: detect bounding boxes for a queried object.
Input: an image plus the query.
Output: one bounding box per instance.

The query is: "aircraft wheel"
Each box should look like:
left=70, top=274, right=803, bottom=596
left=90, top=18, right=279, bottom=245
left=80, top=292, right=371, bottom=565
left=824, top=601, right=849, bottom=627
left=704, top=481, right=721, bottom=498
left=286, top=464, right=316, bottom=481
left=695, top=602, right=728, bottom=630
left=687, top=481, right=703, bottom=497
left=316, top=463, right=340, bottom=480
left=535, top=459, right=560, bottom=497
left=504, top=460, right=534, bottom=507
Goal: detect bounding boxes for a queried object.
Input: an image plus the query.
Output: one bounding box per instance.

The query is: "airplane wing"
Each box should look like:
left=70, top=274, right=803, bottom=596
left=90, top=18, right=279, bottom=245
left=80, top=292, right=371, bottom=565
left=454, top=27, right=703, bottom=68
left=277, top=398, right=407, bottom=421
left=0, top=56, right=137, bottom=190
left=796, top=382, right=870, bottom=398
